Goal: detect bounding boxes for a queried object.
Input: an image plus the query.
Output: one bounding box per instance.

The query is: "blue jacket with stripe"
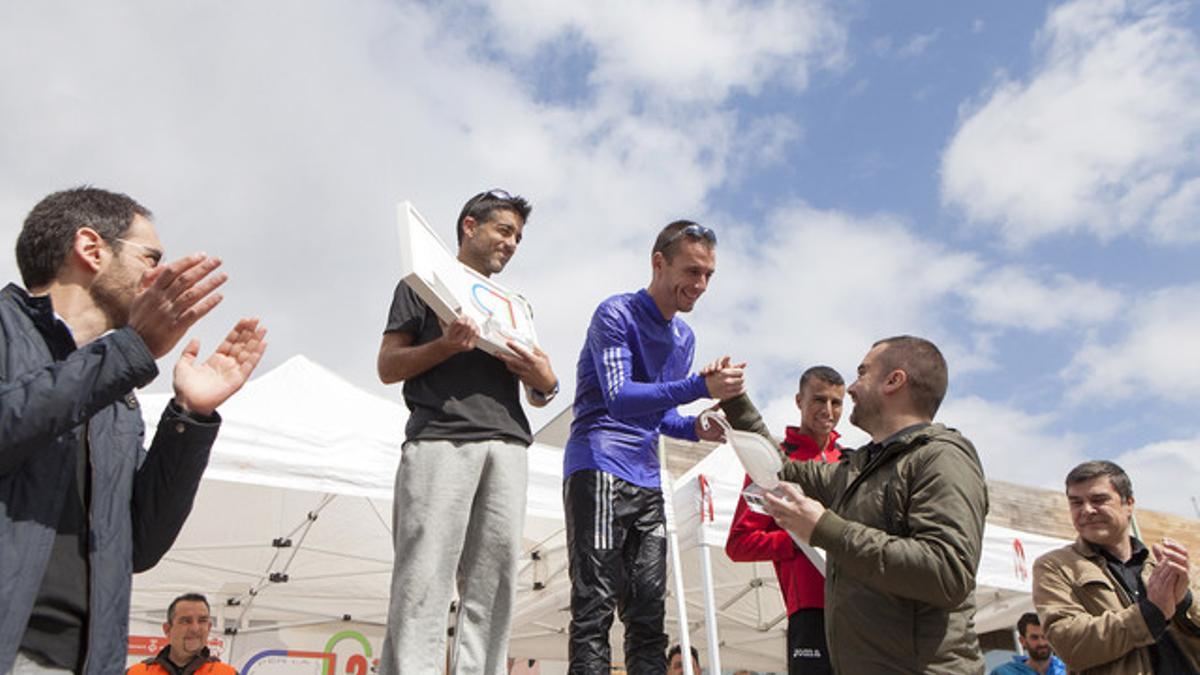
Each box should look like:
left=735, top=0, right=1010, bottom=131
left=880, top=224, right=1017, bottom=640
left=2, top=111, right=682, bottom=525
left=564, top=289, right=709, bottom=488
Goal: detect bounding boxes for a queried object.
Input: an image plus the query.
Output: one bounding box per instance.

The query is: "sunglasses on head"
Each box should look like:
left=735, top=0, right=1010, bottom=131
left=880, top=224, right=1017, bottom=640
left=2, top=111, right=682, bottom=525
left=661, top=223, right=717, bottom=249
left=471, top=188, right=514, bottom=203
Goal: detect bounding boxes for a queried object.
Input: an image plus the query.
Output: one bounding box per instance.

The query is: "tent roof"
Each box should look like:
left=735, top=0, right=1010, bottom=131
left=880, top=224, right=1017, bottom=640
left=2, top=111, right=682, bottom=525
left=132, top=355, right=567, bottom=630
left=141, top=354, right=404, bottom=499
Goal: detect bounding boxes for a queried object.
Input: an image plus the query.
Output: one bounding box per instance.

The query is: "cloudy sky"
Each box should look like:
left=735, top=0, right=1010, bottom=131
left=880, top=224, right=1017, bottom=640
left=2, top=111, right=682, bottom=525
left=3, top=0, right=1198, bottom=518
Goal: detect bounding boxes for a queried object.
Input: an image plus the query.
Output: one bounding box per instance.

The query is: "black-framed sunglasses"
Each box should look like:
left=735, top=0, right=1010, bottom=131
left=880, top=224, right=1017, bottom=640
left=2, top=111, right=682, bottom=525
left=472, top=188, right=514, bottom=202
left=661, top=223, right=717, bottom=249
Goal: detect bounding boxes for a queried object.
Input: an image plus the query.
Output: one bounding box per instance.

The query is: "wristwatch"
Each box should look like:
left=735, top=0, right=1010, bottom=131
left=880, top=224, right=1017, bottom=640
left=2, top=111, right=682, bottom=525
left=531, top=380, right=560, bottom=404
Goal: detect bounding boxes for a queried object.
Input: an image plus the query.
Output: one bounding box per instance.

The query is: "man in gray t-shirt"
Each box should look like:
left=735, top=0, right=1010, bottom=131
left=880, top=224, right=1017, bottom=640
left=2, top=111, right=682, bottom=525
left=375, top=189, right=558, bottom=675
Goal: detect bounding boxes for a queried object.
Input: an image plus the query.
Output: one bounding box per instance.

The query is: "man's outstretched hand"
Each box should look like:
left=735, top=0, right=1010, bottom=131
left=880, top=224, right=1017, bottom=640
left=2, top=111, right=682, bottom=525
left=703, top=356, right=746, bottom=401
left=173, top=318, right=268, bottom=416
left=129, top=254, right=228, bottom=358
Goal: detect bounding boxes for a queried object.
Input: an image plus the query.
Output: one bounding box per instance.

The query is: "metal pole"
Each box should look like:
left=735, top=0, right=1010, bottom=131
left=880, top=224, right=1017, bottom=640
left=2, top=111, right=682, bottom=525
left=660, top=436, right=694, bottom=675
left=698, top=542, right=722, bottom=674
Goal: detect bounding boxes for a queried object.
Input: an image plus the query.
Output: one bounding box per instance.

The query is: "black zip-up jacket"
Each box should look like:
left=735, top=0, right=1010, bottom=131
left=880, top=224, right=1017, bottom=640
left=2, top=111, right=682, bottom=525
left=0, top=283, right=219, bottom=674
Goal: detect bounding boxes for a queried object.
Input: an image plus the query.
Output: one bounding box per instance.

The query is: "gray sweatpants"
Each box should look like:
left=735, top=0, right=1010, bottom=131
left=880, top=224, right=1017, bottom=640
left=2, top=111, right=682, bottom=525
left=6, top=653, right=73, bottom=674
left=378, top=438, right=528, bottom=675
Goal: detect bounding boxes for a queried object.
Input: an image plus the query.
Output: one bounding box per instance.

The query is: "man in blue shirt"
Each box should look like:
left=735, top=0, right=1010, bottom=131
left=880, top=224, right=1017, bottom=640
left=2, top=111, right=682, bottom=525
left=993, top=610, right=1070, bottom=672
left=563, top=220, right=744, bottom=673
left=990, top=613, right=1065, bottom=675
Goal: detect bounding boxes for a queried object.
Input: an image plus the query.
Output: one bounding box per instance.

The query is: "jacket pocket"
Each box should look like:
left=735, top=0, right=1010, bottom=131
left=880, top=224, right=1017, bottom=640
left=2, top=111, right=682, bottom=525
left=880, top=483, right=910, bottom=536
left=1075, top=568, right=1123, bottom=614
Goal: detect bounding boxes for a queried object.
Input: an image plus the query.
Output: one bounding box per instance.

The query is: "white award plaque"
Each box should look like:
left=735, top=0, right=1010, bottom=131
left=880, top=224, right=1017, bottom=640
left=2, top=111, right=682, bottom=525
left=698, top=410, right=826, bottom=573
left=396, top=201, right=539, bottom=357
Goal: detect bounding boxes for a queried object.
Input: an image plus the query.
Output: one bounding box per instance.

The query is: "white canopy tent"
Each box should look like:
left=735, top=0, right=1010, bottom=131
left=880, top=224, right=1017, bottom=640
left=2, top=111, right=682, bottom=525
left=132, top=355, right=570, bottom=664
left=134, top=355, right=1069, bottom=671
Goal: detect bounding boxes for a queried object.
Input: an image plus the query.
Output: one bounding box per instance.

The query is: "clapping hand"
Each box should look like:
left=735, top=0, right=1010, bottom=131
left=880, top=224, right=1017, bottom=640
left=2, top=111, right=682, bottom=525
left=1152, top=539, right=1192, bottom=613
left=129, top=254, right=228, bottom=358
left=172, top=318, right=268, bottom=416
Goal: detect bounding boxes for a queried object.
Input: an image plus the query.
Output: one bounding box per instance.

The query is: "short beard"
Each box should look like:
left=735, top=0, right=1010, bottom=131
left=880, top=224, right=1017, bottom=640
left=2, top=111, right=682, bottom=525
left=89, top=266, right=133, bottom=328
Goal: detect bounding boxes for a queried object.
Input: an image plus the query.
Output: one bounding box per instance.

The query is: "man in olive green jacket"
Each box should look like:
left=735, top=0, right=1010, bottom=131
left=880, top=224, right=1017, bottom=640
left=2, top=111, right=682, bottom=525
left=722, top=336, right=988, bottom=674
left=1032, top=460, right=1199, bottom=674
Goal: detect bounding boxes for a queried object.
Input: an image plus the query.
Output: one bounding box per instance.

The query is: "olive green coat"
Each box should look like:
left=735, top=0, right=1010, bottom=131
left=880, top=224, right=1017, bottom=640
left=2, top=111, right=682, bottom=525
left=721, top=394, right=989, bottom=674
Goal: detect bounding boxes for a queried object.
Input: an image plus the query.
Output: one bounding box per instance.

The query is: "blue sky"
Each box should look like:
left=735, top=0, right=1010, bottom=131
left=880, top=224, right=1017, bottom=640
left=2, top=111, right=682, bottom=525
left=2, top=0, right=1198, bottom=517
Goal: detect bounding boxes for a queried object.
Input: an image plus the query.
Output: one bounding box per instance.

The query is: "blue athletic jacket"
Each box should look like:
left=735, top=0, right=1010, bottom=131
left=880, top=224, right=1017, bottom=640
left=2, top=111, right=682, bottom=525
left=564, top=289, right=709, bottom=488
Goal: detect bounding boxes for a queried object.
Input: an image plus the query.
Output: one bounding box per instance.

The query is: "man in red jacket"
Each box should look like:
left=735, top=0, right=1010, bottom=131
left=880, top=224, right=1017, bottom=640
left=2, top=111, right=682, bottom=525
left=725, top=365, right=844, bottom=675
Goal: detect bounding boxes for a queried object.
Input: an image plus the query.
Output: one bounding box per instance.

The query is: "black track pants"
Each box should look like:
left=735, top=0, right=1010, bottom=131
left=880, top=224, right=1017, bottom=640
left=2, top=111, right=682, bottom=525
left=564, top=469, right=668, bottom=675
left=788, top=608, right=832, bottom=675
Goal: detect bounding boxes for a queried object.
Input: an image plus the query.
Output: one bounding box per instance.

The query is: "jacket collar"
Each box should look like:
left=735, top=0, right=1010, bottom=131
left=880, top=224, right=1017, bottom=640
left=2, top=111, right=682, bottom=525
left=782, top=426, right=839, bottom=460
left=881, top=422, right=932, bottom=448
left=3, top=282, right=53, bottom=324
left=1073, top=535, right=1148, bottom=563
left=858, top=422, right=931, bottom=463
left=635, top=288, right=671, bottom=325
left=2, top=282, right=76, bottom=356
left=146, top=645, right=218, bottom=674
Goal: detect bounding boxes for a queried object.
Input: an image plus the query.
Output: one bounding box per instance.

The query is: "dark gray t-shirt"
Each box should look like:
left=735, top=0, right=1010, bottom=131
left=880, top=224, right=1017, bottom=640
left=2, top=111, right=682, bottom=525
left=385, top=280, right=532, bottom=445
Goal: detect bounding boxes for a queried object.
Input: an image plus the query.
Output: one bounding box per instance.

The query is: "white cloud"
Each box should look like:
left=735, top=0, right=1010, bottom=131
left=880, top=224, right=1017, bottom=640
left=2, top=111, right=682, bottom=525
left=962, top=266, right=1125, bottom=331
left=693, top=202, right=980, bottom=389
left=941, top=0, right=1200, bottom=246
left=1, top=0, right=1190, bottom=514
left=871, top=30, right=940, bottom=60
left=1064, top=283, right=1200, bottom=403
left=727, top=114, right=804, bottom=180
left=1116, top=436, right=1200, bottom=518
left=1150, top=175, right=1200, bottom=241
left=482, top=0, right=847, bottom=103
left=938, top=396, right=1087, bottom=491
left=0, top=0, right=849, bottom=434
left=897, top=30, right=941, bottom=59
left=946, top=398, right=1199, bottom=520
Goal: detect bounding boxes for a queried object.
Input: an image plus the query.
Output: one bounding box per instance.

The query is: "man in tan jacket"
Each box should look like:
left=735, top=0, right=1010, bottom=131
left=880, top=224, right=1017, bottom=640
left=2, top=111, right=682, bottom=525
left=1032, top=460, right=1200, bottom=674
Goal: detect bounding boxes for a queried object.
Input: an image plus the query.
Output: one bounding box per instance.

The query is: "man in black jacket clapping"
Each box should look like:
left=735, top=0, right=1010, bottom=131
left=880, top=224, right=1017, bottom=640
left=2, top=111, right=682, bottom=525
left=0, top=187, right=267, bottom=675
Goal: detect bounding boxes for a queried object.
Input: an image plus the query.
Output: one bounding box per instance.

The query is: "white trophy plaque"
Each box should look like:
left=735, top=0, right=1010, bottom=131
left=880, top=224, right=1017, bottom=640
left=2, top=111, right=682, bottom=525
left=396, top=201, right=539, bottom=357
left=699, top=410, right=825, bottom=572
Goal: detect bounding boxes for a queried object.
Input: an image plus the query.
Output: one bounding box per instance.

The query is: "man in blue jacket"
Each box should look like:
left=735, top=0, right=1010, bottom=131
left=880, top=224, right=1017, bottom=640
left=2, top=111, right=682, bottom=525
left=990, top=613, right=1065, bottom=675
left=563, top=220, right=744, bottom=673
left=0, top=187, right=267, bottom=674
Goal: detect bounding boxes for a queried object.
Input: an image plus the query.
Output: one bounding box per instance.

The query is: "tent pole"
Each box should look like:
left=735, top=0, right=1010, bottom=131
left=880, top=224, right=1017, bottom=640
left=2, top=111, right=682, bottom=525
left=660, top=436, right=694, bottom=675
left=698, top=542, right=722, bottom=673
left=696, top=473, right=722, bottom=673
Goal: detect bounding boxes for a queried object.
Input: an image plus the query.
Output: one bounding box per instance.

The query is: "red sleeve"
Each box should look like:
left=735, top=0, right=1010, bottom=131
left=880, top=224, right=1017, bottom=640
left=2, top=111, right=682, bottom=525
left=724, top=474, right=800, bottom=562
